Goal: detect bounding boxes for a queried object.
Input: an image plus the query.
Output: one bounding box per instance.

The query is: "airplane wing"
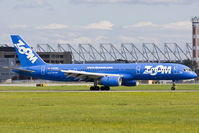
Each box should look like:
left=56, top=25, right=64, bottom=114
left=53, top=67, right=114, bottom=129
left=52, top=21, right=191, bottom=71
left=60, top=70, right=122, bottom=81
left=3, top=67, right=35, bottom=73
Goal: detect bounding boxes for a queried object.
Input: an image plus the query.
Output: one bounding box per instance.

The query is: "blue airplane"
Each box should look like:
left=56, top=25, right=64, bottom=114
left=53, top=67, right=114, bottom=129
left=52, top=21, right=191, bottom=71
left=9, top=35, right=197, bottom=91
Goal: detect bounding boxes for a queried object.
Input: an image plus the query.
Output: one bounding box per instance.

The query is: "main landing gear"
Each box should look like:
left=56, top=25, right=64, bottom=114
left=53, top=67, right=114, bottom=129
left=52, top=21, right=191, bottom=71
left=90, top=80, right=110, bottom=91
left=171, top=81, right=176, bottom=91
left=90, top=86, right=110, bottom=91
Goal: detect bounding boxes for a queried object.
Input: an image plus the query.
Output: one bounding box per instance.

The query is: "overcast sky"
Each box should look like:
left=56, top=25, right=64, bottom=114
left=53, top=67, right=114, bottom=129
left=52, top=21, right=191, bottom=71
left=0, top=0, right=198, bottom=46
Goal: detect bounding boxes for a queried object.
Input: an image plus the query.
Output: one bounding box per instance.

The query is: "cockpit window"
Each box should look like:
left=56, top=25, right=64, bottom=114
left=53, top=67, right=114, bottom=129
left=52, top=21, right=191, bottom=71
left=183, top=68, right=192, bottom=72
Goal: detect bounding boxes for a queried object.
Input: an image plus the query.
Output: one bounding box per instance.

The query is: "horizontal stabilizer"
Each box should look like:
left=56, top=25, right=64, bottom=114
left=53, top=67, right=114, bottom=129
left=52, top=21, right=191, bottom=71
left=3, top=67, right=35, bottom=73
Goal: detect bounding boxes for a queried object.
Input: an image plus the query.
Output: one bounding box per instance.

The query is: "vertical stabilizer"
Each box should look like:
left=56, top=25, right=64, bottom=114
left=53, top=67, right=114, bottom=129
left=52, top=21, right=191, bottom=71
left=11, top=35, right=46, bottom=67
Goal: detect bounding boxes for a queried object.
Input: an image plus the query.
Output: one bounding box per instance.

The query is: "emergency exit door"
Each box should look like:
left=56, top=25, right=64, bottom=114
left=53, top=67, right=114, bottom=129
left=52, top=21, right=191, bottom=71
left=136, top=66, right=140, bottom=74
left=41, top=66, right=45, bottom=75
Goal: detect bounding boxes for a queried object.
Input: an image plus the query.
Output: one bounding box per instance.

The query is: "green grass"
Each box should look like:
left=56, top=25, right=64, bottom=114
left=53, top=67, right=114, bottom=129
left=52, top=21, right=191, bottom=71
left=0, top=92, right=198, bottom=133
left=0, top=84, right=199, bottom=91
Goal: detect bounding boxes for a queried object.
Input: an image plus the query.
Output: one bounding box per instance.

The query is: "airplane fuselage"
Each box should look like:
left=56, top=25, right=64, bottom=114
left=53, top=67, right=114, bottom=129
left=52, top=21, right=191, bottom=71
left=14, top=63, right=197, bottom=82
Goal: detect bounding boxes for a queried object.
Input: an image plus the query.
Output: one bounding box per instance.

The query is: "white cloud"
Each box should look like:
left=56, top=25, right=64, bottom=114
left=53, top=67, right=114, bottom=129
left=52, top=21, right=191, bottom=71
left=126, top=21, right=158, bottom=28
left=54, top=34, right=65, bottom=39
left=58, top=37, right=93, bottom=44
left=120, top=35, right=142, bottom=43
left=162, top=21, right=191, bottom=30
left=125, top=21, right=191, bottom=30
left=36, top=24, right=68, bottom=30
left=32, top=0, right=46, bottom=7
left=57, top=36, right=107, bottom=44
left=72, top=0, right=132, bottom=4
left=67, top=32, right=78, bottom=38
left=14, top=0, right=52, bottom=9
left=82, top=21, right=114, bottom=30
left=71, top=0, right=197, bottom=5
left=8, top=24, right=28, bottom=29
left=120, top=35, right=161, bottom=43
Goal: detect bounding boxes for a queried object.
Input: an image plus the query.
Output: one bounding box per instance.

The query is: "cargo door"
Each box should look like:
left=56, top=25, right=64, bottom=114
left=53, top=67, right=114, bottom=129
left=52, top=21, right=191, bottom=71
left=173, top=66, right=178, bottom=74
left=136, top=66, right=140, bottom=74
left=41, top=66, right=45, bottom=75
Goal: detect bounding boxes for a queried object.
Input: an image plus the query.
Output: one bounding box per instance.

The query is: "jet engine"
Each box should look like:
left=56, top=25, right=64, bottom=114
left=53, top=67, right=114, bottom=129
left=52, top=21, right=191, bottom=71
left=100, top=76, right=122, bottom=86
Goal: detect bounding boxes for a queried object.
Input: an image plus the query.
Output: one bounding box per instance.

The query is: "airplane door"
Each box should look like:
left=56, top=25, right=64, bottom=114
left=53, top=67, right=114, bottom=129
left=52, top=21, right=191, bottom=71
left=173, top=66, right=178, bottom=74
left=136, top=66, right=140, bottom=74
left=41, top=66, right=45, bottom=75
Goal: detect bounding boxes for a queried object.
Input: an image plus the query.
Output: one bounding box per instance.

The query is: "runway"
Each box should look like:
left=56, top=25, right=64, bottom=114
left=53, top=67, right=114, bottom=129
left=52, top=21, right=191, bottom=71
left=0, top=83, right=92, bottom=86
left=0, top=90, right=198, bottom=92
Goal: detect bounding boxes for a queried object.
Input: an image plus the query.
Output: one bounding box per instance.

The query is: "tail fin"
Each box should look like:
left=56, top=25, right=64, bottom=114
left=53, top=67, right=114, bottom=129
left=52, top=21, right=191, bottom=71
left=11, top=35, right=46, bottom=67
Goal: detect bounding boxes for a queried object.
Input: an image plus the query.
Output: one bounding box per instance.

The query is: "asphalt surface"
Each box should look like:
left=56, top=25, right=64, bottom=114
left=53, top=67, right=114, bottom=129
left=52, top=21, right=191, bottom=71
left=0, top=83, right=92, bottom=86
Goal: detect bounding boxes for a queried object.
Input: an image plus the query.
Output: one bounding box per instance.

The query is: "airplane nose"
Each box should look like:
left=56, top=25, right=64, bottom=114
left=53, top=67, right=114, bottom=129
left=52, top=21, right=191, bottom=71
left=192, top=72, right=198, bottom=79
left=184, top=71, right=197, bottom=79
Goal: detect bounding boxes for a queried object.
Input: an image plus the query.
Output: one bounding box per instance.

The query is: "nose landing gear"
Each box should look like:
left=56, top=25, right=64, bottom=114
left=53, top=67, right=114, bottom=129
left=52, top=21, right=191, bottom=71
left=171, top=81, right=176, bottom=91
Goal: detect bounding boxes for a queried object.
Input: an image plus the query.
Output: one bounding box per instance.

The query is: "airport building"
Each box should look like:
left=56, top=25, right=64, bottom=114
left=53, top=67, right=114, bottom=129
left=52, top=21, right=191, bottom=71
left=0, top=45, right=72, bottom=82
left=0, top=58, right=16, bottom=82
left=0, top=46, right=72, bottom=65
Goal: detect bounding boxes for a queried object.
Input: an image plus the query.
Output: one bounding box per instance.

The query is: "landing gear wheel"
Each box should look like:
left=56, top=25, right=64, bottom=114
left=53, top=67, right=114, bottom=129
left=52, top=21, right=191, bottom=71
left=90, top=86, right=100, bottom=91
left=100, top=86, right=106, bottom=91
left=95, top=86, right=100, bottom=91
left=90, top=86, right=95, bottom=91
left=100, top=86, right=110, bottom=91
left=105, top=86, right=110, bottom=91
left=171, top=81, right=176, bottom=91
left=171, top=87, right=176, bottom=91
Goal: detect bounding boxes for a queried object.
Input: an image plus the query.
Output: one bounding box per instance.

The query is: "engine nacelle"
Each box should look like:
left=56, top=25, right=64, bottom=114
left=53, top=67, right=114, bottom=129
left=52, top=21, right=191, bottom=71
left=100, top=76, right=122, bottom=86
left=122, top=80, right=137, bottom=86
